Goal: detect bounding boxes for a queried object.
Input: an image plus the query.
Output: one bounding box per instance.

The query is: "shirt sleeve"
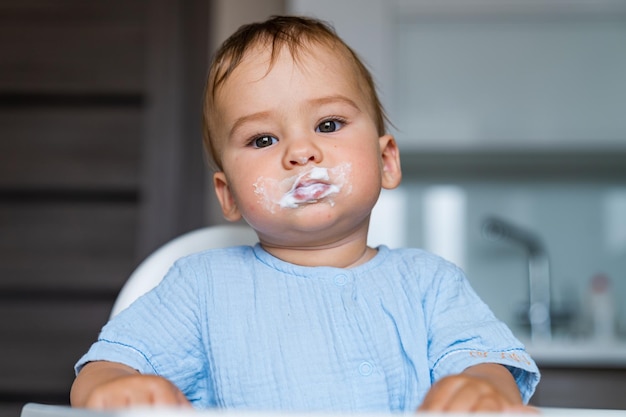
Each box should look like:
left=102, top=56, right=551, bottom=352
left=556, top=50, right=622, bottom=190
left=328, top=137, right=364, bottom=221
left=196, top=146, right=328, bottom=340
left=74, top=259, right=213, bottom=406
left=421, top=259, right=540, bottom=404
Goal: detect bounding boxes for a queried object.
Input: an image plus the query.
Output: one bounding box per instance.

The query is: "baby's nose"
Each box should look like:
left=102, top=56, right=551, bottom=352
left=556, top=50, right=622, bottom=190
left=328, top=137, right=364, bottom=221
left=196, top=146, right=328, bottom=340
left=290, top=155, right=316, bottom=166
left=284, top=139, right=323, bottom=167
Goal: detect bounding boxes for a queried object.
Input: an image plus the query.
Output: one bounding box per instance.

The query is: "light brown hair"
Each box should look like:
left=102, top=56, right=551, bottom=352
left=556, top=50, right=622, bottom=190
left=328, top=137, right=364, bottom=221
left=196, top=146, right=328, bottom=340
left=203, top=15, right=387, bottom=170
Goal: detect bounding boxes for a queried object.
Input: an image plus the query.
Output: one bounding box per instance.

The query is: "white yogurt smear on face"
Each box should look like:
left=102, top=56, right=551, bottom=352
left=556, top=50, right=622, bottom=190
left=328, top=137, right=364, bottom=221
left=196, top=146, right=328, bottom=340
left=253, top=163, right=352, bottom=213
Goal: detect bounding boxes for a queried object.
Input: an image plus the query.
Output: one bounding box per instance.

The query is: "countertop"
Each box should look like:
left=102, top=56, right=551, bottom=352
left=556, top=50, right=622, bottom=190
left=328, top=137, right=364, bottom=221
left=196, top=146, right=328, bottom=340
left=522, top=338, right=626, bottom=367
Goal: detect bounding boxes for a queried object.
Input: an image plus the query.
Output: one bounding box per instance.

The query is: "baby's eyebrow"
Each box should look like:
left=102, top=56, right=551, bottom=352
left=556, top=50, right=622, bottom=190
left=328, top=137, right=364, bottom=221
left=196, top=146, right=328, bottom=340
left=228, top=95, right=361, bottom=138
left=307, top=95, right=361, bottom=111
left=229, top=110, right=273, bottom=137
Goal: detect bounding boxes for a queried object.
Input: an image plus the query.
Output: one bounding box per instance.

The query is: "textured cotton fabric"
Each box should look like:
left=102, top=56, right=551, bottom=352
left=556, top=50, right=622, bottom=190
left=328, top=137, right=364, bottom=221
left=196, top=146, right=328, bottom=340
left=76, top=244, right=539, bottom=411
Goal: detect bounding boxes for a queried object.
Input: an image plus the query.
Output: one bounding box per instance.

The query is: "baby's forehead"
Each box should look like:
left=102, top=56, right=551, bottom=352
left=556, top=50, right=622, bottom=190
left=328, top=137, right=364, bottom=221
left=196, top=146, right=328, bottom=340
left=221, top=38, right=362, bottom=88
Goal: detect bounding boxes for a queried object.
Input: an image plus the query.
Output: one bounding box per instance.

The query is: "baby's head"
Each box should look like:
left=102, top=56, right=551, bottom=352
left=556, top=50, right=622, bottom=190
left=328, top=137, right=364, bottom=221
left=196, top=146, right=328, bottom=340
left=203, top=15, right=387, bottom=171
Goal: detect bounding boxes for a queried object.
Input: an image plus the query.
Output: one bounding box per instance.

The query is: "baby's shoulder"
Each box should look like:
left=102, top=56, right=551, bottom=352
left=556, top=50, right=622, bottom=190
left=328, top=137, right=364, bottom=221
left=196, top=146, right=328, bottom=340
left=379, top=246, right=466, bottom=289
left=175, top=244, right=256, bottom=268
left=383, top=246, right=460, bottom=271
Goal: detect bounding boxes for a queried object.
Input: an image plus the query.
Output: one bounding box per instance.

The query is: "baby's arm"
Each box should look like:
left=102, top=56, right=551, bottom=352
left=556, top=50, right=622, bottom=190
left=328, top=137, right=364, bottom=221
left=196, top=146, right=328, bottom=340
left=70, top=361, right=191, bottom=409
left=418, top=363, right=537, bottom=413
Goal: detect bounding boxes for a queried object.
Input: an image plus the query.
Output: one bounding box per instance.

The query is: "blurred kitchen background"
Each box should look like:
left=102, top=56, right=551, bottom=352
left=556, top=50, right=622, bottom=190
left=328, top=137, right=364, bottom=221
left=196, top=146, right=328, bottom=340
left=1, top=0, right=625, bottom=415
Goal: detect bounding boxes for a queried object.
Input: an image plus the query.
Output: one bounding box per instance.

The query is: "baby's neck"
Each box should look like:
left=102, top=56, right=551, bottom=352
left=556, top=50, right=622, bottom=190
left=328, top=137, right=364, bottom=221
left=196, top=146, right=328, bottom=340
left=261, top=241, right=377, bottom=269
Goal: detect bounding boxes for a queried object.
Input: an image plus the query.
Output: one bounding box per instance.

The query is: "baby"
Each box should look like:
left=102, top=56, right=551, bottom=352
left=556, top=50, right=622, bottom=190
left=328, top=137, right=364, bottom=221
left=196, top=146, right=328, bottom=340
left=71, top=15, right=539, bottom=413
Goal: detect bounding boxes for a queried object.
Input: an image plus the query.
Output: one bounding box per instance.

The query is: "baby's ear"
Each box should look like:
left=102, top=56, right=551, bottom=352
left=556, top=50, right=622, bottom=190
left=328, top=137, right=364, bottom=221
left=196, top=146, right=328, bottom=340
left=213, top=172, right=242, bottom=222
left=379, top=134, right=402, bottom=190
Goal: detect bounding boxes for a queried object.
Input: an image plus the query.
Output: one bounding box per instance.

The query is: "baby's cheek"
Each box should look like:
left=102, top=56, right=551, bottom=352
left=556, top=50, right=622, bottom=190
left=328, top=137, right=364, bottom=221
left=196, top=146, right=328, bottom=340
left=252, top=176, right=287, bottom=214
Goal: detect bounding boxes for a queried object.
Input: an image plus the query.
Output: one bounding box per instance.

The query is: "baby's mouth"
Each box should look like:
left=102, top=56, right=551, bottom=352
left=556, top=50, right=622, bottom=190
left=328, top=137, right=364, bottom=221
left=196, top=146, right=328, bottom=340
left=292, top=181, right=335, bottom=202
left=253, top=163, right=352, bottom=213
left=280, top=167, right=340, bottom=208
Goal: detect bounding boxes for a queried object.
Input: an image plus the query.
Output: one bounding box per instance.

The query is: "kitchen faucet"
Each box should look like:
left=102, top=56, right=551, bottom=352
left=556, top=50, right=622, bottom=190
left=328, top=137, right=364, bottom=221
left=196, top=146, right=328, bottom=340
left=483, top=217, right=552, bottom=342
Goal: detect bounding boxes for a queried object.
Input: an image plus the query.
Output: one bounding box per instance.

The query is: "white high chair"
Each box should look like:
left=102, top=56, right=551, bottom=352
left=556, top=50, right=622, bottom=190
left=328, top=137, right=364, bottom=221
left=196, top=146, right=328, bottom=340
left=110, top=224, right=258, bottom=318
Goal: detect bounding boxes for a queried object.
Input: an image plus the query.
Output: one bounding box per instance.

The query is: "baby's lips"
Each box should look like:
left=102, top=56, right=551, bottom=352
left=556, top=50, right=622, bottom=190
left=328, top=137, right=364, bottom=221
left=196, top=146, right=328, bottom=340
left=294, top=176, right=330, bottom=190
left=292, top=182, right=330, bottom=201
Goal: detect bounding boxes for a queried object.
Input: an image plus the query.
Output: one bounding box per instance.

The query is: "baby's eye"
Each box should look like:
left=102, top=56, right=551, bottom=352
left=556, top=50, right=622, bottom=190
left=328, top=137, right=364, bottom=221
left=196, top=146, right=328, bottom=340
left=251, top=135, right=278, bottom=148
left=316, top=119, right=345, bottom=133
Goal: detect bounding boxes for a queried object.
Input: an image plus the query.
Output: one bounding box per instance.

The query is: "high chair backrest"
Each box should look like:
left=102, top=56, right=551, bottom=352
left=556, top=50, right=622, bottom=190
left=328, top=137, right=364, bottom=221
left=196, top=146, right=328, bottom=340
left=110, top=224, right=258, bottom=318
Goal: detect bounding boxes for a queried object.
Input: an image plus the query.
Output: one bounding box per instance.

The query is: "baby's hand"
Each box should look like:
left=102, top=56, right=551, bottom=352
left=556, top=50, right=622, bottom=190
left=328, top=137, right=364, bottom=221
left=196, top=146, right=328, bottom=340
left=418, top=364, right=538, bottom=413
left=84, top=374, right=191, bottom=410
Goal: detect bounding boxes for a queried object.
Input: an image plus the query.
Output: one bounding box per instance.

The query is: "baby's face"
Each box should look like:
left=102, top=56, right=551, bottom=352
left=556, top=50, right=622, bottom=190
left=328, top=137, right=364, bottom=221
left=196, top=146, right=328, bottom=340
left=212, top=43, right=399, bottom=247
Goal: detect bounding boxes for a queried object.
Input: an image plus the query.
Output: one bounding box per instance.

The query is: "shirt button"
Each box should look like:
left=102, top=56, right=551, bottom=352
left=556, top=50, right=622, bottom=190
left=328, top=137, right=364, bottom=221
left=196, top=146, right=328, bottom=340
left=334, top=274, right=348, bottom=286
left=358, top=361, right=373, bottom=376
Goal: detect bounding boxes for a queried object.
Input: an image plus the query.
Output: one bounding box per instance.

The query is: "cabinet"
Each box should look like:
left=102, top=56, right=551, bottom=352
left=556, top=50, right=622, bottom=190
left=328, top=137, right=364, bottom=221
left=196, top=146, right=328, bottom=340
left=289, top=0, right=626, bottom=152
left=531, top=367, right=626, bottom=410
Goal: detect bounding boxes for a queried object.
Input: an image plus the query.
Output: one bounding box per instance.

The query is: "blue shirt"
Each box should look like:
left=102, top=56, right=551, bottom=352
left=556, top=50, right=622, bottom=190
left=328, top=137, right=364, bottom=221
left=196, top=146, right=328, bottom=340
left=76, top=244, right=539, bottom=411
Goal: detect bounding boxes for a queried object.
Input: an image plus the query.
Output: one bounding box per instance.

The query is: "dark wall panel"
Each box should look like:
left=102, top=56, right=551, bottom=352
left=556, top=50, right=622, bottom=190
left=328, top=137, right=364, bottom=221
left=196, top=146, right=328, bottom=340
left=0, top=1, right=146, bottom=92
left=0, top=203, right=137, bottom=290
left=0, top=109, right=142, bottom=189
